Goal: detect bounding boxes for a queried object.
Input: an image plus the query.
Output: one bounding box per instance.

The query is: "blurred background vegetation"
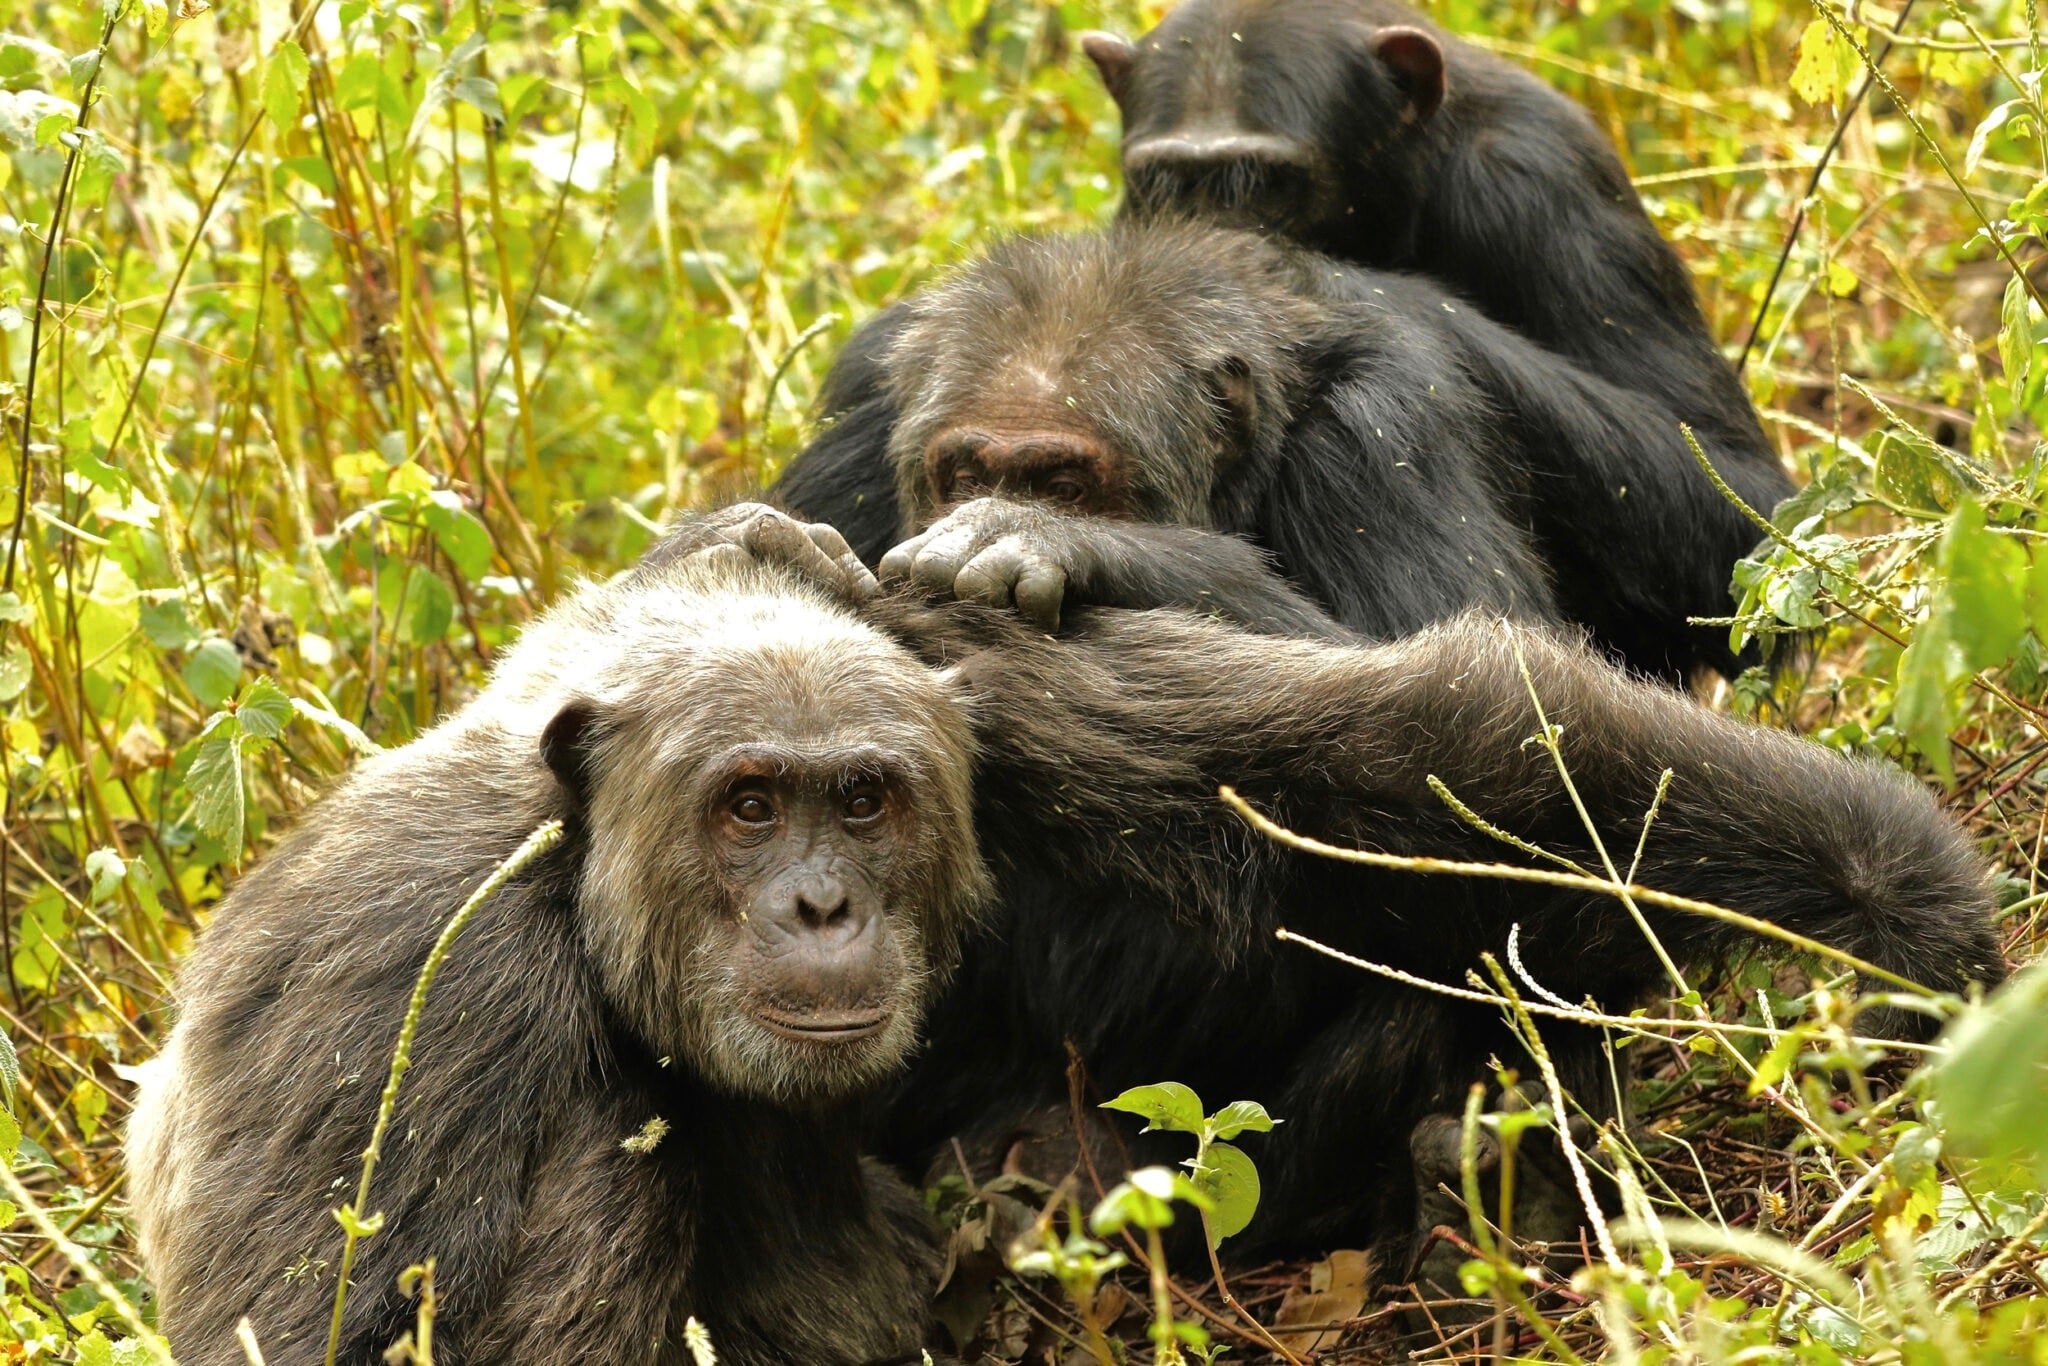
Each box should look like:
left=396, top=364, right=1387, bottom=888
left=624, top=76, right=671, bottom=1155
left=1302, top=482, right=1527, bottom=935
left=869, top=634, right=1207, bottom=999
left=2, top=0, right=2047, bottom=1359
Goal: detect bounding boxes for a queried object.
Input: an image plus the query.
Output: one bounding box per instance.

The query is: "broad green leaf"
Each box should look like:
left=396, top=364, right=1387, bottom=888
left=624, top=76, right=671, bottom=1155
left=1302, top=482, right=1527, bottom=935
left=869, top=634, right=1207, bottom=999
left=1788, top=20, right=1838, bottom=105
left=396, top=570, right=455, bottom=645
left=1190, top=1140, right=1260, bottom=1246
left=424, top=498, right=494, bottom=580
left=1102, top=1082, right=1205, bottom=1136
left=1894, top=628, right=1956, bottom=784
left=1928, top=962, right=2048, bottom=1183
left=75, top=1331, right=112, bottom=1366
left=263, top=38, right=309, bottom=132
left=237, top=676, right=293, bottom=740
left=1205, top=1099, right=1277, bottom=1142
left=0, top=1031, right=19, bottom=1114
left=1874, top=429, right=1966, bottom=517
left=186, top=727, right=246, bottom=840
left=183, top=637, right=242, bottom=708
left=1966, top=99, right=2027, bottom=178
left=140, top=598, right=196, bottom=649
left=1937, top=500, right=2026, bottom=672
left=334, top=50, right=383, bottom=111
left=0, top=592, right=29, bottom=624
left=1088, top=1165, right=1210, bottom=1236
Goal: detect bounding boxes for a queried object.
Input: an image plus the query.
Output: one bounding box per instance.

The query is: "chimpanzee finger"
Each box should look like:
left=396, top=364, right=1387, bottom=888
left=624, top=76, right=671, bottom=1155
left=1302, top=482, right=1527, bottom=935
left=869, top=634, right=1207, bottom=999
left=803, top=522, right=878, bottom=601
left=904, top=526, right=983, bottom=590
left=877, top=528, right=938, bottom=584
left=954, top=542, right=1028, bottom=611
left=702, top=501, right=776, bottom=535
left=687, top=542, right=754, bottom=577
left=740, top=509, right=848, bottom=590
left=1012, top=561, right=1067, bottom=631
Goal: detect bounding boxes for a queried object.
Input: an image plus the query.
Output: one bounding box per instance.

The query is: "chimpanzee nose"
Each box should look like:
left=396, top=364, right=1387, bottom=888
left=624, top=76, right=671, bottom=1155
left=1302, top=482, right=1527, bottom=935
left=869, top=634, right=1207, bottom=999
left=757, top=871, right=865, bottom=940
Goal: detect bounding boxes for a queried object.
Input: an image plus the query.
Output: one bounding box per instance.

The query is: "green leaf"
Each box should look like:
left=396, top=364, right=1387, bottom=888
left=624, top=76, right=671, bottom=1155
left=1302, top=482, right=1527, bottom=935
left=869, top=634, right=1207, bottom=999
left=84, top=849, right=125, bottom=904
left=75, top=1330, right=113, bottom=1366
left=424, top=499, right=494, bottom=580
left=333, top=1203, right=386, bottom=1238
left=1102, top=1082, right=1205, bottom=1136
left=1204, top=1099, right=1277, bottom=1142
left=68, top=48, right=102, bottom=91
left=1189, top=1140, right=1261, bottom=1246
left=2002, top=270, right=2036, bottom=397
left=1894, top=628, right=1956, bottom=784
left=183, top=637, right=243, bottom=708
left=1928, top=961, right=2048, bottom=1183
left=0, top=592, right=30, bottom=625
left=185, top=727, right=246, bottom=840
left=1087, top=1165, right=1210, bottom=1236
left=1967, top=99, right=2028, bottom=178
left=140, top=597, right=196, bottom=649
left=263, top=38, right=310, bottom=133
left=1937, top=499, right=2026, bottom=673
left=334, top=50, right=383, bottom=111
left=68, top=1078, right=106, bottom=1143
left=1788, top=19, right=1838, bottom=105
left=0, top=1031, right=19, bottom=1115
left=0, top=647, right=28, bottom=705
left=395, top=569, right=455, bottom=646
left=237, top=676, right=293, bottom=740
left=1874, top=428, right=1967, bottom=517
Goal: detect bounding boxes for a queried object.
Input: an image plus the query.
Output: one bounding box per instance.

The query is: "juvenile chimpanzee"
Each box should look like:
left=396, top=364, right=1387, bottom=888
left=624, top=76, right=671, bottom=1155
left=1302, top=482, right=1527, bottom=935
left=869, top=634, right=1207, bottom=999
left=780, top=222, right=1787, bottom=680
left=1080, top=0, right=1786, bottom=517
left=128, top=506, right=983, bottom=1366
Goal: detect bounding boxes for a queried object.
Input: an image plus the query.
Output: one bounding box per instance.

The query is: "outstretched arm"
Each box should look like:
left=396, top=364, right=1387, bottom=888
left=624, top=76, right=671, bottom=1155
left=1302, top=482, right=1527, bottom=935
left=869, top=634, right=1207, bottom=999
left=881, top=601, right=1999, bottom=1033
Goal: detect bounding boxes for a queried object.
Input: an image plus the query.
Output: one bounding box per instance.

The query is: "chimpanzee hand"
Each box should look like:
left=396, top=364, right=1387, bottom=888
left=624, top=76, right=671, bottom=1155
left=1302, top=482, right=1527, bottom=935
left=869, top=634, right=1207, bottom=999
left=669, top=503, right=878, bottom=604
left=879, top=498, right=1079, bottom=629
left=879, top=496, right=1353, bottom=640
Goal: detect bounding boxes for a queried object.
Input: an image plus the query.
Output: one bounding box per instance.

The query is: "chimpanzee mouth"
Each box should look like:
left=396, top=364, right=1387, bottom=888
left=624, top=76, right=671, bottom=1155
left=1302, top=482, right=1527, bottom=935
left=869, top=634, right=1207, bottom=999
left=753, top=1006, right=892, bottom=1043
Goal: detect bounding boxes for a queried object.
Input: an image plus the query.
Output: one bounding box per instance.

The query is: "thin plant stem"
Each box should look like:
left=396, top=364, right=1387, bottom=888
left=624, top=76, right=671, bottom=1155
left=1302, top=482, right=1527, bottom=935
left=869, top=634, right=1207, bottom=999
left=322, top=819, right=565, bottom=1366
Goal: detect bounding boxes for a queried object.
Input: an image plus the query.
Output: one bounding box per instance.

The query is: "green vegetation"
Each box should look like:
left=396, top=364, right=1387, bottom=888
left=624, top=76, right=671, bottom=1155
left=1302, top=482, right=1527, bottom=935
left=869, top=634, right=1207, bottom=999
left=1, top=0, right=2046, bottom=1358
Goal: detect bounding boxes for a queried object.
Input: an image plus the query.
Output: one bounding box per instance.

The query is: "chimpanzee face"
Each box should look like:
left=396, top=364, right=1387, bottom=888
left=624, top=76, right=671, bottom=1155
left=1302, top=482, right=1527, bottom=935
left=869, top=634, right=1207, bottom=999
left=1082, top=0, right=1446, bottom=246
left=882, top=226, right=1312, bottom=536
left=541, top=590, right=987, bottom=1103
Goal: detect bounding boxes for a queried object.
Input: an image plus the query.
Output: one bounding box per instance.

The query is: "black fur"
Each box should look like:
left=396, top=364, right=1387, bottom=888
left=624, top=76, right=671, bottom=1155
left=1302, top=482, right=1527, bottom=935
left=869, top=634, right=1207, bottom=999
left=780, top=223, right=1785, bottom=679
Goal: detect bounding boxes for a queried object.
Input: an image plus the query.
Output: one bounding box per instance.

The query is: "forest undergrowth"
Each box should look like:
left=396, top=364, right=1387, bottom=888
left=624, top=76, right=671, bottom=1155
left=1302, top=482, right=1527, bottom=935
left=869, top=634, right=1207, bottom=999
left=3, top=0, right=2048, bottom=1360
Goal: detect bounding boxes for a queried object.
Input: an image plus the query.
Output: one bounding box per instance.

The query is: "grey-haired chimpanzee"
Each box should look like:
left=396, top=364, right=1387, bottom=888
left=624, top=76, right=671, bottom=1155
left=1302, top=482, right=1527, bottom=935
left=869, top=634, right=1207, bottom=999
left=131, top=501, right=1999, bottom=1352
left=777, top=221, right=1787, bottom=680
left=127, top=505, right=984, bottom=1366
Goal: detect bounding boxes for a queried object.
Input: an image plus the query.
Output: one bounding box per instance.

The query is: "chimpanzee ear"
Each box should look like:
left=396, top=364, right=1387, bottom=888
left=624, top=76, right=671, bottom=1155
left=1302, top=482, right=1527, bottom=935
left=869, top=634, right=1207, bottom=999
left=541, top=699, right=610, bottom=807
left=1203, top=355, right=1260, bottom=458
left=1370, top=27, right=1446, bottom=122
left=1080, top=31, right=1138, bottom=105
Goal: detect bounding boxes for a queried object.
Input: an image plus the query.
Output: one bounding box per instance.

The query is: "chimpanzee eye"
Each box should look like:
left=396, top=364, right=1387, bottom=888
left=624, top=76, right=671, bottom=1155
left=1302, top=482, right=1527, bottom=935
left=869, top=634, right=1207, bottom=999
left=730, top=794, right=775, bottom=825
left=844, top=788, right=884, bottom=822
left=1046, top=476, right=1085, bottom=504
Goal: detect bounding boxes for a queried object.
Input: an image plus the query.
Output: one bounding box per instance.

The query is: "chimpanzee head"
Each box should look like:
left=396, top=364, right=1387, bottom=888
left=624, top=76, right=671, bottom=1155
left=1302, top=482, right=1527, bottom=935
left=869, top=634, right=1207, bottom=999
left=540, top=568, right=989, bottom=1103
left=881, top=222, right=1321, bottom=534
left=1080, top=0, right=1446, bottom=255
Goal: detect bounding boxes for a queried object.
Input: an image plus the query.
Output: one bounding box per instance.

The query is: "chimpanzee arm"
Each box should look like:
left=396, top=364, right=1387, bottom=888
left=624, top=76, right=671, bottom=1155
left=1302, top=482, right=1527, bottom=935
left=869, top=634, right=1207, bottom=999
left=877, top=496, right=1353, bottom=640
left=766, top=304, right=912, bottom=563
left=129, top=771, right=606, bottom=1364
left=880, top=600, right=2000, bottom=1033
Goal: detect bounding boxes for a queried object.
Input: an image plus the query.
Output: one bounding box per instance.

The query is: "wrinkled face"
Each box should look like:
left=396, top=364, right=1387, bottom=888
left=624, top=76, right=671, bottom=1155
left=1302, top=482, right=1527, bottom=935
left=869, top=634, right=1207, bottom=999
left=885, top=229, right=1304, bottom=537
left=548, top=605, right=985, bottom=1104
left=1082, top=0, right=1445, bottom=248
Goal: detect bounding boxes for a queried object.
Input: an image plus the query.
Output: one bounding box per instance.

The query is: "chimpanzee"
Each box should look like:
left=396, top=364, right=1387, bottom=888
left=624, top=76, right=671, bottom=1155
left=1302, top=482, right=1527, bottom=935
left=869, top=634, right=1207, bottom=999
left=780, top=222, right=1787, bottom=680
left=802, top=504, right=1997, bottom=1273
left=1077, top=0, right=1781, bottom=500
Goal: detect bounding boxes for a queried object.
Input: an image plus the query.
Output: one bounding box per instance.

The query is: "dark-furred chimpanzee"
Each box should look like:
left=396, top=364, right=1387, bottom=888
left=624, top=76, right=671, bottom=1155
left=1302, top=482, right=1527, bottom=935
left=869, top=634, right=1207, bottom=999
left=757, top=505, right=1993, bottom=1275
left=1079, top=0, right=1786, bottom=520
left=778, top=222, right=1786, bottom=680
left=128, top=506, right=983, bottom=1366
